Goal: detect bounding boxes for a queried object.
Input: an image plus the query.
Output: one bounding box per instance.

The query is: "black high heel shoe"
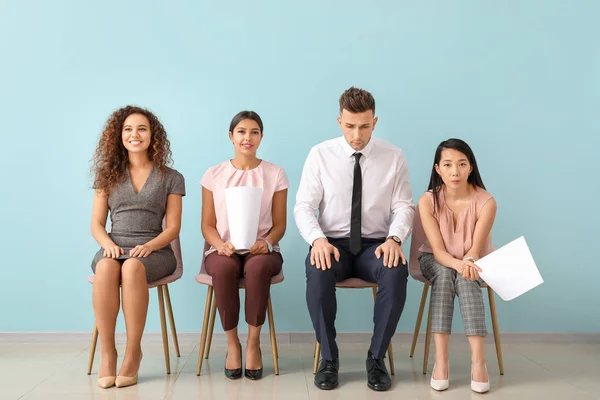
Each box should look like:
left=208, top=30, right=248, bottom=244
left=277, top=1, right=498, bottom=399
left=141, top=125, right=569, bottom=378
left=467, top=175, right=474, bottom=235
left=244, top=347, right=263, bottom=380
left=224, top=344, right=242, bottom=380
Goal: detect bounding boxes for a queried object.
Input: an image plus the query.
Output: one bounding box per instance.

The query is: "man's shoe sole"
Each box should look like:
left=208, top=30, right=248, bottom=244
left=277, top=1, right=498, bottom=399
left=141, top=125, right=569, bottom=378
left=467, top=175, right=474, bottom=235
left=367, top=382, right=391, bottom=391
left=315, top=381, right=338, bottom=390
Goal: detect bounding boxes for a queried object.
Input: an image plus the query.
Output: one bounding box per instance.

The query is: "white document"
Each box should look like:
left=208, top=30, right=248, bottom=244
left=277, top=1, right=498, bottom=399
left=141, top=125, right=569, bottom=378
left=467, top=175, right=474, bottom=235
left=225, top=186, right=263, bottom=251
left=477, top=236, right=543, bottom=301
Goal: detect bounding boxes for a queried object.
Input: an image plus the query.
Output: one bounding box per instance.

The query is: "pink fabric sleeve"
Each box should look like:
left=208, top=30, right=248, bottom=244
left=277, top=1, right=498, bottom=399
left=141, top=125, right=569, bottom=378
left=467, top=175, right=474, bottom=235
left=275, top=167, right=289, bottom=192
left=200, top=168, right=214, bottom=191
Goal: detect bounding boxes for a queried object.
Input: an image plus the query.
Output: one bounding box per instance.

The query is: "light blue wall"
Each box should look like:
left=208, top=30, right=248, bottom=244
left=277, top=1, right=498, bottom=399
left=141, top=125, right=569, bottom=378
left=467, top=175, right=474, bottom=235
left=1, top=1, right=598, bottom=333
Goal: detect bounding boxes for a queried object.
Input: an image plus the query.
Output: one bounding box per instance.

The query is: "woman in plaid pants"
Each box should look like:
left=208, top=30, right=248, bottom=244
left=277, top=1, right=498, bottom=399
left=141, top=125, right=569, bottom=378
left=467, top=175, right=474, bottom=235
left=417, top=139, right=496, bottom=394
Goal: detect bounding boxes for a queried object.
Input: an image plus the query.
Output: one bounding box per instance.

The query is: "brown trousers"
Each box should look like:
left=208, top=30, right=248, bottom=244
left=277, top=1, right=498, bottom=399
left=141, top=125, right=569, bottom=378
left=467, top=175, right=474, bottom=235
left=205, top=251, right=283, bottom=331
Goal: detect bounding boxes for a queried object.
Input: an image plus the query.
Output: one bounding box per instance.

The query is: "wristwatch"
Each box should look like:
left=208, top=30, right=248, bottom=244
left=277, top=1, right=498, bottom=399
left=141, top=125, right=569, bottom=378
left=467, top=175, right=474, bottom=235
left=263, top=238, right=273, bottom=253
left=387, top=236, right=402, bottom=246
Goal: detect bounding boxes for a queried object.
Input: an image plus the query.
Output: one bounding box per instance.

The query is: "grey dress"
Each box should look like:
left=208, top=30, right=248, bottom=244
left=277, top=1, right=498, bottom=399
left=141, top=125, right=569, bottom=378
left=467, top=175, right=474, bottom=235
left=91, top=166, right=186, bottom=283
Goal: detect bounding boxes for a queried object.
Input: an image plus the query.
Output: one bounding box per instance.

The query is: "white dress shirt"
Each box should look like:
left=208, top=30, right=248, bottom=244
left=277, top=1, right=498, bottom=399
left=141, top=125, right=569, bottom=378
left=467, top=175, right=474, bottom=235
left=294, top=136, right=415, bottom=246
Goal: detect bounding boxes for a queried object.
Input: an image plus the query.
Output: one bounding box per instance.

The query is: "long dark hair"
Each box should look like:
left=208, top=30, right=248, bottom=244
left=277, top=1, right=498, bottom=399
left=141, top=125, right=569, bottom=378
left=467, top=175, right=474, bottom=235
left=427, top=138, right=486, bottom=214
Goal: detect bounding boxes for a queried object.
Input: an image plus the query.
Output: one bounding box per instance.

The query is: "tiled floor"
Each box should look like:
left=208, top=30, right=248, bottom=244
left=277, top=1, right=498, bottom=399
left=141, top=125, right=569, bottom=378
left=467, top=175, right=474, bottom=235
left=1, top=338, right=598, bottom=399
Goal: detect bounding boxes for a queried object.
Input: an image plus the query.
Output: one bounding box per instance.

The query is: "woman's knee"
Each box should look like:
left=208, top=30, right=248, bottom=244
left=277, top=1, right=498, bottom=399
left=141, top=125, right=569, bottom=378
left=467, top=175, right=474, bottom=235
left=455, top=276, right=482, bottom=293
left=95, top=259, right=121, bottom=280
left=121, top=259, right=146, bottom=281
left=431, top=266, right=454, bottom=285
left=208, top=256, right=240, bottom=279
left=244, top=255, right=279, bottom=280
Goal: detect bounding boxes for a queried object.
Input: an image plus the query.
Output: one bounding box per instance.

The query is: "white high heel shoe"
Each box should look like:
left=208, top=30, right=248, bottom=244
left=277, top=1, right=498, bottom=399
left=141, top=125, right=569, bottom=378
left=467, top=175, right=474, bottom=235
left=430, top=363, right=449, bottom=391
left=471, top=364, right=490, bottom=393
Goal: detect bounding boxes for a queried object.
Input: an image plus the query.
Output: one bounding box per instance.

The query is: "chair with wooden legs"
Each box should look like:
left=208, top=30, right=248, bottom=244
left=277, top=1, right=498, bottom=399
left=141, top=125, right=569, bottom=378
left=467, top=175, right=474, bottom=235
left=408, top=205, right=504, bottom=375
left=195, top=242, right=283, bottom=376
left=312, top=278, right=395, bottom=375
left=87, top=235, right=183, bottom=375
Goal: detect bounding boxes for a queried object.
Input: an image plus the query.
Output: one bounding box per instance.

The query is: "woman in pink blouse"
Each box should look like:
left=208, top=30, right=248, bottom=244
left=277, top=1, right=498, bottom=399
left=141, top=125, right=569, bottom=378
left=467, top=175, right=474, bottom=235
left=418, top=139, right=496, bottom=393
left=200, top=111, right=288, bottom=380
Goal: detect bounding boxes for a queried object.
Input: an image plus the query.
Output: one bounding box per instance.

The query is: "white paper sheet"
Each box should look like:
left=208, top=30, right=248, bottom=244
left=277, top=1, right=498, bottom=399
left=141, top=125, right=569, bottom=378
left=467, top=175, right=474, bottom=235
left=225, top=186, right=263, bottom=251
left=477, top=236, right=543, bottom=301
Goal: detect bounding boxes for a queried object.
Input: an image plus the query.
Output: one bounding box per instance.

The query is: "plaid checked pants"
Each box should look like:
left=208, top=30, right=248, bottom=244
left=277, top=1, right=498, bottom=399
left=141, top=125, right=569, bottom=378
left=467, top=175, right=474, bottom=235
left=419, top=252, right=487, bottom=336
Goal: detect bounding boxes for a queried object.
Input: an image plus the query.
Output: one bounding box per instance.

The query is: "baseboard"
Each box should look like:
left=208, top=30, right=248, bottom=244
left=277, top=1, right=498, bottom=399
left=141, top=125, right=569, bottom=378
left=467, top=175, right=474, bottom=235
left=0, top=332, right=598, bottom=345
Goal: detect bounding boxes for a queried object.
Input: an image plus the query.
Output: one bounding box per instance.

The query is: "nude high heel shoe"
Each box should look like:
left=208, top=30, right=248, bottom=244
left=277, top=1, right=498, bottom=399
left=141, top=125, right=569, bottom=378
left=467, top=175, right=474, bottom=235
left=97, top=376, right=116, bottom=389
left=115, top=351, right=143, bottom=388
left=97, top=349, right=118, bottom=389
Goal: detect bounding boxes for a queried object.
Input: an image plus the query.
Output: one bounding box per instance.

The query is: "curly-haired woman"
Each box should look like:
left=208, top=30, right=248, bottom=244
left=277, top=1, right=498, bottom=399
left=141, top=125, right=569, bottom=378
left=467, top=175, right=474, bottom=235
left=90, top=106, right=185, bottom=389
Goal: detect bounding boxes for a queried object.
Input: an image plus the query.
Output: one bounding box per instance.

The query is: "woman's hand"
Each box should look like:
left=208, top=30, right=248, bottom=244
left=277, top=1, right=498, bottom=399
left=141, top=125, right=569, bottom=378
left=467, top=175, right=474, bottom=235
left=458, top=258, right=482, bottom=281
left=249, top=240, right=269, bottom=255
left=130, top=243, right=155, bottom=258
left=103, top=244, right=124, bottom=259
left=217, top=242, right=236, bottom=257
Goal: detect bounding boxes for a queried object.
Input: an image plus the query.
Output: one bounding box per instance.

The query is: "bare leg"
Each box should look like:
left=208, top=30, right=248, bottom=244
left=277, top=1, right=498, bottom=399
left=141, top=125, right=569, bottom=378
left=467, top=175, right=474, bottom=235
left=433, top=333, right=450, bottom=380
left=467, top=335, right=488, bottom=382
left=246, top=324, right=263, bottom=369
left=119, top=259, right=148, bottom=377
left=92, top=259, right=121, bottom=378
left=225, top=328, right=241, bottom=369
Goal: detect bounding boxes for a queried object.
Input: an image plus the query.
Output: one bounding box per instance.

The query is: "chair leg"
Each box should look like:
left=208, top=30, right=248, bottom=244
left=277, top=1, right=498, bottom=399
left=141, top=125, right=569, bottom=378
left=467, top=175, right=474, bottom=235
left=387, top=341, right=395, bottom=375
left=423, top=297, right=433, bottom=375
left=205, top=300, right=217, bottom=359
left=410, top=284, right=429, bottom=358
left=87, top=323, right=98, bottom=375
left=371, top=288, right=382, bottom=359
left=157, top=285, right=171, bottom=374
left=164, top=285, right=180, bottom=357
left=267, top=296, right=279, bottom=375
left=371, top=286, right=378, bottom=300
left=313, top=341, right=321, bottom=374
left=488, top=287, right=505, bottom=375
left=196, top=286, right=213, bottom=376
left=274, top=312, right=280, bottom=360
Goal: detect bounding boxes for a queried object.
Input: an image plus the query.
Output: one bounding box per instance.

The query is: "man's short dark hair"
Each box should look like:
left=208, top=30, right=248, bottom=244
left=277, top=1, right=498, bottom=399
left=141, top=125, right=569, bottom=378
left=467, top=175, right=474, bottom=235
left=339, top=87, right=375, bottom=114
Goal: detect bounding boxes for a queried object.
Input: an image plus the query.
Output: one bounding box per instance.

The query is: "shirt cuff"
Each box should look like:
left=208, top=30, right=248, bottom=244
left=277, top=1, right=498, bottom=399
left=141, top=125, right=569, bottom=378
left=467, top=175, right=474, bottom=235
left=388, top=227, right=409, bottom=245
left=307, top=231, right=327, bottom=247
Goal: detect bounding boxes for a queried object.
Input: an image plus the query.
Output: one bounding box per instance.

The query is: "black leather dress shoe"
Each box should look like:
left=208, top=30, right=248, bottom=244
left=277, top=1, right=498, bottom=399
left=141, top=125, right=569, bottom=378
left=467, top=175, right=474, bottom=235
left=314, top=358, right=339, bottom=390
left=244, top=347, right=263, bottom=380
left=224, top=344, right=242, bottom=380
left=366, top=351, right=391, bottom=391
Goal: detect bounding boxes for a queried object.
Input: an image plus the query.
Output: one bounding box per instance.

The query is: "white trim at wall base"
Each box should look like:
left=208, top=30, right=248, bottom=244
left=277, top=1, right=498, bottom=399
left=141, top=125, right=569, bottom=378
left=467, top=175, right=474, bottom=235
left=0, top=332, right=598, bottom=345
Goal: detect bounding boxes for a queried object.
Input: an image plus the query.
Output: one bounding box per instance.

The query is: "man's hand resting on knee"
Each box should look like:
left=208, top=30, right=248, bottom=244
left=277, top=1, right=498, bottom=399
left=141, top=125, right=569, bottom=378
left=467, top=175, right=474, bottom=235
left=375, top=239, right=406, bottom=268
left=310, top=238, right=341, bottom=270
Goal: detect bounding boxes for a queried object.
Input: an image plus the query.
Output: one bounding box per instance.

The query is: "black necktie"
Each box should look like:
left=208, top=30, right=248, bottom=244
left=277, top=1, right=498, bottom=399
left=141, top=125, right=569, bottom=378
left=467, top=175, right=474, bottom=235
left=350, top=152, right=363, bottom=255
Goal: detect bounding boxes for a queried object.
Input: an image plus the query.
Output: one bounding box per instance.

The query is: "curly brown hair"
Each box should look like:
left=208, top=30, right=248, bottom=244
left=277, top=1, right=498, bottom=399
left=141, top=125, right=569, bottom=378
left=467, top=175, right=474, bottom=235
left=91, top=105, right=173, bottom=195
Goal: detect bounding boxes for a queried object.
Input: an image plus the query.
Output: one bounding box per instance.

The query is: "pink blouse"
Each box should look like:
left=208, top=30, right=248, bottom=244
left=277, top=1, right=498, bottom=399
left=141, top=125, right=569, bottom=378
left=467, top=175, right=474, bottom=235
left=201, top=160, right=289, bottom=255
left=419, top=186, right=494, bottom=259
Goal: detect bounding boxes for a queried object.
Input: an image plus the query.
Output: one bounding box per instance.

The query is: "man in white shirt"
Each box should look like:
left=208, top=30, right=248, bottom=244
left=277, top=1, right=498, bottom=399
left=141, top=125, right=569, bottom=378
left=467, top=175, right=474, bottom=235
left=294, top=87, right=415, bottom=391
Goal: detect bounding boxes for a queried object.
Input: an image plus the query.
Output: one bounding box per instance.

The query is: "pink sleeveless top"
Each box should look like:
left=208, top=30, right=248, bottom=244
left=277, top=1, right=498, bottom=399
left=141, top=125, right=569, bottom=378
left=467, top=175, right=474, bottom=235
left=419, top=186, right=494, bottom=259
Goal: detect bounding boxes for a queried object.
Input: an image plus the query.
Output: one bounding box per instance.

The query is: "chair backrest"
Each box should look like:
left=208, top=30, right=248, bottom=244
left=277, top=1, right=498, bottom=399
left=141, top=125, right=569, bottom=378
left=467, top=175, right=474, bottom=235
left=170, top=235, right=183, bottom=274
left=162, top=219, right=183, bottom=275
left=199, top=242, right=210, bottom=275
left=409, top=204, right=429, bottom=283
